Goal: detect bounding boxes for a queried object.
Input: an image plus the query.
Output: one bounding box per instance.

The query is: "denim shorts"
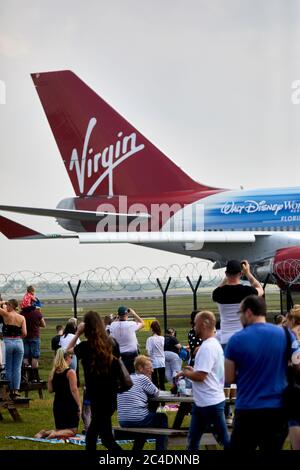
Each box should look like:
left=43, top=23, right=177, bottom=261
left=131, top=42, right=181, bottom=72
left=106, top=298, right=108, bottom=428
left=23, top=338, right=40, bottom=359
left=289, top=419, right=300, bottom=427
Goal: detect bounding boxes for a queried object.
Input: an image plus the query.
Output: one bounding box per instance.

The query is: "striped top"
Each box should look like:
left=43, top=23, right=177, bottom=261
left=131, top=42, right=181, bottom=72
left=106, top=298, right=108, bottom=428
left=117, top=373, right=159, bottom=422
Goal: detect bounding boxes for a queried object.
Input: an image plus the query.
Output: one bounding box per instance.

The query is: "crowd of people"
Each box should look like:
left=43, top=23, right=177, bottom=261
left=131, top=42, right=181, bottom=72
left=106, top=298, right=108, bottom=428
left=0, top=286, right=45, bottom=397
left=1, top=259, right=300, bottom=451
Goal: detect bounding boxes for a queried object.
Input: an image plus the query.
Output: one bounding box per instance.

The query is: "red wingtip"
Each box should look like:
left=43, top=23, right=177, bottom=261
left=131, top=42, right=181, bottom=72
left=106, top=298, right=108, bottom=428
left=0, top=215, right=41, bottom=239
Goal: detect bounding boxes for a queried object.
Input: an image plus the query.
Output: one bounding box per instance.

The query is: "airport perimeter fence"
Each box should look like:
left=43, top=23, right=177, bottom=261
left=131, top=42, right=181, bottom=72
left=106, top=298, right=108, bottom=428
left=0, top=261, right=223, bottom=296
left=1, top=259, right=299, bottom=327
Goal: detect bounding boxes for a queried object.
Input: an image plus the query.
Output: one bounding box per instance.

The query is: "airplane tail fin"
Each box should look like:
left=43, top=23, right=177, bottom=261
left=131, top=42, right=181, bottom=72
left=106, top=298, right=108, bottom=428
left=31, top=70, right=217, bottom=198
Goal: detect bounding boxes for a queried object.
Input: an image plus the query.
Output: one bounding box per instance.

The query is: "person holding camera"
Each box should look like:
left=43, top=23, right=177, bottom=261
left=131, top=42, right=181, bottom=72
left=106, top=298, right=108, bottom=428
left=110, top=306, right=145, bottom=374
left=212, top=259, right=263, bottom=425
left=212, top=260, right=263, bottom=348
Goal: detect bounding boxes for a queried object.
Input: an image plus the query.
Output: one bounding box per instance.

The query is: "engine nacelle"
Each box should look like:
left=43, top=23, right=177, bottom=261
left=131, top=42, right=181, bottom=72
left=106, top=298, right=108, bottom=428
left=273, top=246, right=300, bottom=291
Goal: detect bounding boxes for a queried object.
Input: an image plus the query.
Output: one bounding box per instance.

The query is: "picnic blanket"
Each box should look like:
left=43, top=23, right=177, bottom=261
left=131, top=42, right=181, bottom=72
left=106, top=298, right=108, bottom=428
left=6, top=434, right=155, bottom=446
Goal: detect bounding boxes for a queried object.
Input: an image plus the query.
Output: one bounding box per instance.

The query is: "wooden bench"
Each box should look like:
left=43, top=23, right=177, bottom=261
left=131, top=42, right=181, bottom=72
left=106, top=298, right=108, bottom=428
left=113, top=426, right=188, bottom=449
left=20, top=380, right=47, bottom=399
left=113, top=426, right=221, bottom=450
left=0, top=397, right=30, bottom=422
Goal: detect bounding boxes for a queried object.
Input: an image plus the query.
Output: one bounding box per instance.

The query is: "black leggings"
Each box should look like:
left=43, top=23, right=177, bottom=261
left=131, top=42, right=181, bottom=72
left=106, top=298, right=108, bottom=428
left=86, top=402, right=122, bottom=452
left=152, top=367, right=165, bottom=390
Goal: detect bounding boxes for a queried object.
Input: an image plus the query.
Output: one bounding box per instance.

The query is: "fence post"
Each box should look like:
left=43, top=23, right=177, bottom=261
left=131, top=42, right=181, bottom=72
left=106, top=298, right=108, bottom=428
left=286, top=285, right=294, bottom=312
left=68, top=280, right=82, bottom=319
left=280, top=289, right=283, bottom=315
left=262, top=273, right=271, bottom=299
left=156, top=277, right=171, bottom=333
left=186, top=275, right=202, bottom=310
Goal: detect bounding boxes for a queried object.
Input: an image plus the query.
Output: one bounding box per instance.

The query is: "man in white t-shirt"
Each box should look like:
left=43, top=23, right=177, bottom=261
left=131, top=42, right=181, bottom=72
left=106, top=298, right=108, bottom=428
left=110, top=306, right=145, bottom=373
left=177, top=310, right=229, bottom=451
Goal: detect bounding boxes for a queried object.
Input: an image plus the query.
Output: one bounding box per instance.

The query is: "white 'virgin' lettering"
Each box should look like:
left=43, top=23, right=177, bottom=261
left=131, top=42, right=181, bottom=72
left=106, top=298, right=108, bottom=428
left=69, top=117, right=145, bottom=196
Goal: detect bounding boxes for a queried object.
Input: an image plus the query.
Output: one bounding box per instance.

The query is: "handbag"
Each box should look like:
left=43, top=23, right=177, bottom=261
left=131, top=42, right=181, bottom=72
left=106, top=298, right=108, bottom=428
left=115, top=357, right=133, bottom=394
left=179, top=346, right=190, bottom=361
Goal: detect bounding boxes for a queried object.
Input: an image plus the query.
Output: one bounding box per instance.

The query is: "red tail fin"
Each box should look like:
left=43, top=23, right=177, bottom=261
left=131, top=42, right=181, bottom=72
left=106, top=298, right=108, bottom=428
left=32, top=70, right=216, bottom=197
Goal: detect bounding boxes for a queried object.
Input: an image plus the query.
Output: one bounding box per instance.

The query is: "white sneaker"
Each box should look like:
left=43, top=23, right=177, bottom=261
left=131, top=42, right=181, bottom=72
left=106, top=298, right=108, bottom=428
left=226, top=417, right=233, bottom=426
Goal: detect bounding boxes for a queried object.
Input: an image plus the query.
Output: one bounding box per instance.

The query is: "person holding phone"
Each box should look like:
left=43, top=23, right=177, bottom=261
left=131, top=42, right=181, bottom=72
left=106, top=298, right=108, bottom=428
left=110, top=306, right=145, bottom=374
left=212, top=259, right=263, bottom=425
left=212, top=260, right=263, bottom=348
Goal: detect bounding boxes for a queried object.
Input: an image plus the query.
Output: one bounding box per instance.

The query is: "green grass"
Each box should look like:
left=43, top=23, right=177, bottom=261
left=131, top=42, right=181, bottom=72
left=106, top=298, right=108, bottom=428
left=0, top=290, right=283, bottom=450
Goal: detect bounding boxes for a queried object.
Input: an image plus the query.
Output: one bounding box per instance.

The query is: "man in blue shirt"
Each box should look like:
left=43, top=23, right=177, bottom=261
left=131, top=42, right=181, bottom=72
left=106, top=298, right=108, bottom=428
left=225, top=295, right=300, bottom=450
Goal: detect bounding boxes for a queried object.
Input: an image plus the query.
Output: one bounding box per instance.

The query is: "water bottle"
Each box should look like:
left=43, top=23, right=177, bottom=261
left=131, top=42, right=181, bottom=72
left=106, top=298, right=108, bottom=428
left=177, top=378, right=186, bottom=396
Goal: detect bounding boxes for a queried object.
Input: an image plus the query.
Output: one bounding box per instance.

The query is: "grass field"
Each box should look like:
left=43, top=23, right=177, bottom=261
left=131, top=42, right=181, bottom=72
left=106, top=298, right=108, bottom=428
left=0, top=290, right=284, bottom=450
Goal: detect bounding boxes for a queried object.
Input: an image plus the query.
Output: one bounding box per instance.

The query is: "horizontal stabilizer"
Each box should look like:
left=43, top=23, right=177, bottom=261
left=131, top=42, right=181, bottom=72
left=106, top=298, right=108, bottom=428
left=0, top=205, right=150, bottom=222
left=0, top=215, right=76, bottom=240
left=0, top=215, right=45, bottom=239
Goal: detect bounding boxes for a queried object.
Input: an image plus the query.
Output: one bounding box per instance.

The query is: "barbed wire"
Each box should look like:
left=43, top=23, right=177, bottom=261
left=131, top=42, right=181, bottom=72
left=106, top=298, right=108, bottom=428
left=273, top=259, right=300, bottom=287
left=0, top=261, right=224, bottom=294
left=2, top=259, right=298, bottom=295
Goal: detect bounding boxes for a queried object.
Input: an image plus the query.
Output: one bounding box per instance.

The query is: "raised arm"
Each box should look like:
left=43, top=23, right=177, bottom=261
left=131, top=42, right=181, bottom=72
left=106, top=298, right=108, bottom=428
left=129, top=308, right=145, bottom=330
left=241, top=260, right=264, bottom=296
left=67, top=322, right=85, bottom=351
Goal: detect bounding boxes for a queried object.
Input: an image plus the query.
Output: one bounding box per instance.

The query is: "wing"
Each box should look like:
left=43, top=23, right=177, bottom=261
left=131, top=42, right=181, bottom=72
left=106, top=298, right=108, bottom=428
left=0, top=215, right=264, bottom=244
left=0, top=204, right=150, bottom=222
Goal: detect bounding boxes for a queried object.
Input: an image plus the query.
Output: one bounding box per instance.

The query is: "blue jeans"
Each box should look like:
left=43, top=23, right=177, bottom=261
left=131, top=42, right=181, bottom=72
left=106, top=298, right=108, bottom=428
left=188, top=401, right=230, bottom=450
left=23, top=338, right=40, bottom=359
left=120, top=412, right=168, bottom=450
left=164, top=351, right=182, bottom=382
left=4, top=338, right=24, bottom=390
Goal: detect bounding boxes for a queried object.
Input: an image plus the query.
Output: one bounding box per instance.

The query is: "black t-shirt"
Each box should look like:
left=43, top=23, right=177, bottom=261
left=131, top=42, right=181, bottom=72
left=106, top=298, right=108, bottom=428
left=74, top=340, right=120, bottom=405
left=164, top=335, right=179, bottom=354
left=212, top=284, right=259, bottom=344
left=51, top=334, right=62, bottom=352
left=212, top=284, right=258, bottom=303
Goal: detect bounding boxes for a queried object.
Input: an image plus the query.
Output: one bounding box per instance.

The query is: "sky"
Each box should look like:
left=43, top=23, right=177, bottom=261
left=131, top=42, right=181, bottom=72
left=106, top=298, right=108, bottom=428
left=1, top=0, right=300, bottom=278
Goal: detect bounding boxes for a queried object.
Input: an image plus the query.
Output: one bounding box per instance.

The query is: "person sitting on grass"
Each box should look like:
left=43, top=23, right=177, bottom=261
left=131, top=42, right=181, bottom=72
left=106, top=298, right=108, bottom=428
left=35, top=348, right=81, bottom=439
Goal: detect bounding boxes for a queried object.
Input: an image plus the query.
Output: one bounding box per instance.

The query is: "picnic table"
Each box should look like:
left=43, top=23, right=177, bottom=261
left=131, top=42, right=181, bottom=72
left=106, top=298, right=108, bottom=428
left=0, top=379, right=30, bottom=422
left=149, top=391, right=194, bottom=429
left=150, top=390, right=236, bottom=449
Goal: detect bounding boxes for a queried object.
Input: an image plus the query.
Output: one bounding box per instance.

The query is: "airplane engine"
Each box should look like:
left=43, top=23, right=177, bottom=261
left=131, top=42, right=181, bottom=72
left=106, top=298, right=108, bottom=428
left=272, top=246, right=300, bottom=291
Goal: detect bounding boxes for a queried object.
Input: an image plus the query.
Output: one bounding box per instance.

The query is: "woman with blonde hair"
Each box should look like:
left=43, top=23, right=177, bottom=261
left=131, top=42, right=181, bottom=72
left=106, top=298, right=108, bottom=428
left=35, top=348, right=81, bottom=439
left=0, top=299, right=26, bottom=398
left=68, top=311, right=122, bottom=451
left=286, top=305, right=300, bottom=340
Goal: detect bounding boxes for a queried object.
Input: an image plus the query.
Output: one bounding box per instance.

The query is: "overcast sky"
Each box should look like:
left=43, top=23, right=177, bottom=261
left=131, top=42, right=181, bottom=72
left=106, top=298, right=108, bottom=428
left=1, top=0, right=300, bottom=277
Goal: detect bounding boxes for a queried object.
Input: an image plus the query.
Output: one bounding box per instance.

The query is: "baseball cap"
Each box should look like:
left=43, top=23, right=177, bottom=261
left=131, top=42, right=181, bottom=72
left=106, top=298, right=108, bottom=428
left=225, top=260, right=242, bottom=275
left=118, top=306, right=128, bottom=316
